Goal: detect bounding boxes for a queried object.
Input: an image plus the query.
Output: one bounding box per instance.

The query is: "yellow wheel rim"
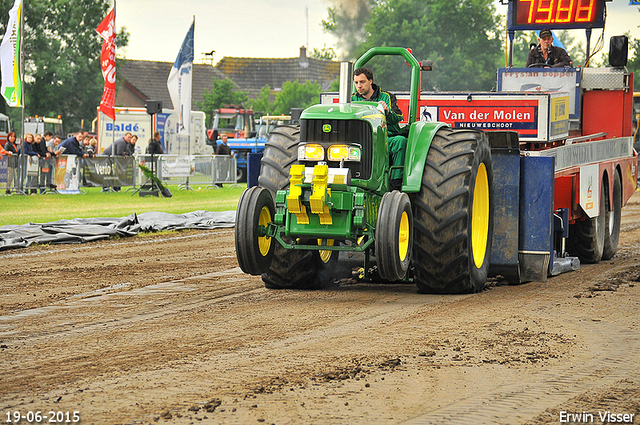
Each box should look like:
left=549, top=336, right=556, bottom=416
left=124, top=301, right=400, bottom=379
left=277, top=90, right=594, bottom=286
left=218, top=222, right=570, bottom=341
left=318, top=239, right=335, bottom=263
left=258, top=206, right=272, bottom=256
left=398, top=211, right=409, bottom=262
left=472, top=163, right=489, bottom=268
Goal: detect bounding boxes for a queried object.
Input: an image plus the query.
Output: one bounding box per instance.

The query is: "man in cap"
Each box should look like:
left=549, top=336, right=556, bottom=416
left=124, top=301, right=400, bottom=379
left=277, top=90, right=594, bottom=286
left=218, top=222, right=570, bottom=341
left=526, top=28, right=572, bottom=68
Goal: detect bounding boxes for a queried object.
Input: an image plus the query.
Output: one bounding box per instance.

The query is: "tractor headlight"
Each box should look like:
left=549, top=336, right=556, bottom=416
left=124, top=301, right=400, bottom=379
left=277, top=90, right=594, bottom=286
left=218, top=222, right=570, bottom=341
left=327, top=144, right=361, bottom=162
left=298, top=144, right=324, bottom=161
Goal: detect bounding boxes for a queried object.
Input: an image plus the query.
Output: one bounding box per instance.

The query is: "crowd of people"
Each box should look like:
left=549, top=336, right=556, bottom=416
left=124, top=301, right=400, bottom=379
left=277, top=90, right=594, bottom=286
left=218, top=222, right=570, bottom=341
left=1, top=128, right=244, bottom=194
left=1, top=130, right=169, bottom=195
left=1, top=130, right=71, bottom=195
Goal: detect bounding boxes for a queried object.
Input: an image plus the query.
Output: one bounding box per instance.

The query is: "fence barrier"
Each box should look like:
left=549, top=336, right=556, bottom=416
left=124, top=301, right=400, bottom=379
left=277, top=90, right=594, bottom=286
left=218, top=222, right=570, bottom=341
left=0, top=153, right=238, bottom=195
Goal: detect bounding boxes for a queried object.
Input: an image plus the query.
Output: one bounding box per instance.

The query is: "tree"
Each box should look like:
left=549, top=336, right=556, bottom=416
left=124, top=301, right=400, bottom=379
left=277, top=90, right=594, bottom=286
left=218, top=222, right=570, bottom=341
left=628, top=36, right=640, bottom=92
left=356, top=0, right=503, bottom=92
left=197, top=77, right=248, bottom=114
left=310, top=45, right=337, bottom=60
left=272, top=80, right=321, bottom=115
left=0, top=0, right=129, bottom=132
left=324, top=0, right=502, bottom=92
left=250, top=85, right=274, bottom=115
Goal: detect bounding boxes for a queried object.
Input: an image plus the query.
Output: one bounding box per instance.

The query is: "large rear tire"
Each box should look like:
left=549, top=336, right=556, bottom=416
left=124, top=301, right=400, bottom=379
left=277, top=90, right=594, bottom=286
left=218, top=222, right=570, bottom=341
left=235, top=186, right=275, bottom=275
left=258, top=125, right=335, bottom=289
left=375, top=191, right=413, bottom=281
left=602, top=171, right=622, bottom=260
left=411, top=128, right=493, bottom=294
left=568, top=178, right=606, bottom=263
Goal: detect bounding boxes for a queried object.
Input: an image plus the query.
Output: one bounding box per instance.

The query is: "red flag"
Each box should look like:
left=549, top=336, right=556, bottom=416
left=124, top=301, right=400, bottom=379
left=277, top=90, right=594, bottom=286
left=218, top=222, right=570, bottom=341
left=96, top=8, right=116, bottom=120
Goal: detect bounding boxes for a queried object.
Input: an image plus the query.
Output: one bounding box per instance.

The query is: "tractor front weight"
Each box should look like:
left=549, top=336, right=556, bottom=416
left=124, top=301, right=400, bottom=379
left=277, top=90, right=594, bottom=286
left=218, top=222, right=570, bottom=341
left=271, top=163, right=377, bottom=253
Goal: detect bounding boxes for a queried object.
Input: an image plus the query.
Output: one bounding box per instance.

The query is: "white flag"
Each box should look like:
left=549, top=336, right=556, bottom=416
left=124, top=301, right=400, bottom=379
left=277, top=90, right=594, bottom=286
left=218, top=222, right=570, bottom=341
left=0, top=0, right=22, bottom=107
left=167, top=20, right=194, bottom=136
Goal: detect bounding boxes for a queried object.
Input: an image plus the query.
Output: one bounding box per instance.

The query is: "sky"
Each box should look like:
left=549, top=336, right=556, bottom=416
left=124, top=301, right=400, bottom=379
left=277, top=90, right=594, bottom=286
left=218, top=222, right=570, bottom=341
left=116, top=0, right=640, bottom=64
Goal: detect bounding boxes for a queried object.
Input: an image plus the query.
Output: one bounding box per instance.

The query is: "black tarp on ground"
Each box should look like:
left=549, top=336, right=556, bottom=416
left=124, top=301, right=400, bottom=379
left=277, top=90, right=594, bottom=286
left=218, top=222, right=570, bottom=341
left=0, top=210, right=236, bottom=251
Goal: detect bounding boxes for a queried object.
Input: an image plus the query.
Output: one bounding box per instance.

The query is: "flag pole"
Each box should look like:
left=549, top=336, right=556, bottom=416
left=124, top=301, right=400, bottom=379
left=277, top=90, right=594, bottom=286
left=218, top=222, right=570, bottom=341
left=19, top=0, right=24, bottom=142
left=19, top=0, right=25, bottom=195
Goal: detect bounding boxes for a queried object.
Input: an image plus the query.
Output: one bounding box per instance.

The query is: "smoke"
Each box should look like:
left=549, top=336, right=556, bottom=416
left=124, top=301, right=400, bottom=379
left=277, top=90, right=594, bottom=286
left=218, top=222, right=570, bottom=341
left=321, top=0, right=374, bottom=58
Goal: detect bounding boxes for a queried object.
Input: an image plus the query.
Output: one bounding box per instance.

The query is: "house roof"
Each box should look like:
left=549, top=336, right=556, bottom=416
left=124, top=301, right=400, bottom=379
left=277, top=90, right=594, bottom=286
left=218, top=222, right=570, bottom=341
left=214, top=48, right=340, bottom=97
left=117, top=59, right=228, bottom=107
left=117, top=48, right=340, bottom=106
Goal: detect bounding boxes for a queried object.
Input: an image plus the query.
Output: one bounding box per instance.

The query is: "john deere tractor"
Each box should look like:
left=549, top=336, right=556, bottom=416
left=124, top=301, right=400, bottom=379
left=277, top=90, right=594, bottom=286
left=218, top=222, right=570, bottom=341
left=235, top=47, right=493, bottom=294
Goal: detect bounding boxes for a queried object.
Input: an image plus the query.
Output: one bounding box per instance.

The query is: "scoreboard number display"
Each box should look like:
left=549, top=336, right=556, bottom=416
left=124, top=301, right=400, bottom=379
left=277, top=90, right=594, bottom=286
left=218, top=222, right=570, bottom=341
left=508, top=0, right=607, bottom=30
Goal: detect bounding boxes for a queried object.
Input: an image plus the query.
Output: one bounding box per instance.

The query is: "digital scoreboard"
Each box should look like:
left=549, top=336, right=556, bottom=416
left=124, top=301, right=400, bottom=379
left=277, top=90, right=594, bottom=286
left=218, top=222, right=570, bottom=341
left=508, top=0, right=607, bottom=31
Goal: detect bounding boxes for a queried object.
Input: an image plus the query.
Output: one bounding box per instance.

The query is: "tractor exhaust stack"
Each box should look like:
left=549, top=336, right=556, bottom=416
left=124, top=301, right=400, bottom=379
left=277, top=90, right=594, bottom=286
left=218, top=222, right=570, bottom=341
left=339, top=62, right=353, bottom=104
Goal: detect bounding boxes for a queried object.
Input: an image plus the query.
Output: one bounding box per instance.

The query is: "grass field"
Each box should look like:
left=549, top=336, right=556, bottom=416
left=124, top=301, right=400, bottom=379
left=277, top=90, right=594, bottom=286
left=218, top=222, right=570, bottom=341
left=0, top=184, right=245, bottom=226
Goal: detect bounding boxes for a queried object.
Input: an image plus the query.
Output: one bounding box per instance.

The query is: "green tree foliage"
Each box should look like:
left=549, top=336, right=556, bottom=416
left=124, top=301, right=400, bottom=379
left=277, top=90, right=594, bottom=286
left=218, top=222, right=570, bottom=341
left=349, top=0, right=502, bottom=92
left=0, top=0, right=129, bottom=131
left=250, top=85, right=274, bottom=115
left=628, top=36, right=640, bottom=92
left=197, top=77, right=248, bottom=115
left=309, top=45, right=337, bottom=60
left=272, top=80, right=321, bottom=115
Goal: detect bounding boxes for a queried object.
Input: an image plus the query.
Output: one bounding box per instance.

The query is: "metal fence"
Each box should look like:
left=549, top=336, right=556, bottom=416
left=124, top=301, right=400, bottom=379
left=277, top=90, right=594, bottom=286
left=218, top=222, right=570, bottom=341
left=150, top=154, right=238, bottom=189
left=1, top=153, right=238, bottom=195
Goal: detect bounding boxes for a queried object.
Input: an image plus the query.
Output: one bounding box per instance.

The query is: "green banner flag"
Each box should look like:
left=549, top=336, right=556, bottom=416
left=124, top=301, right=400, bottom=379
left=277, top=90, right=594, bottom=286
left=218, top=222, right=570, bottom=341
left=0, top=0, right=22, bottom=107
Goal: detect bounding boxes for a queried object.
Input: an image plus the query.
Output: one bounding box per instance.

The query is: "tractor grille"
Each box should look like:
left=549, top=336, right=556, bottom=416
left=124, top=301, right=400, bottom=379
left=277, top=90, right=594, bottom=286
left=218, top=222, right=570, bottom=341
left=299, top=119, right=372, bottom=180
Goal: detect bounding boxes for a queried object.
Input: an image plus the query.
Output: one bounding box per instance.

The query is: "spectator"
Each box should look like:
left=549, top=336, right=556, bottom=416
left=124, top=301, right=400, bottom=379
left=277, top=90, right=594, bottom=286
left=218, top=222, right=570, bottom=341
left=80, top=135, right=95, bottom=158
left=3, top=131, right=18, bottom=194
left=34, top=132, right=53, bottom=193
left=125, top=134, right=138, bottom=156
left=55, top=131, right=89, bottom=158
left=215, top=133, right=233, bottom=156
left=102, top=132, right=131, bottom=156
left=52, top=135, right=62, bottom=150
left=100, top=133, right=131, bottom=192
left=86, top=138, right=98, bottom=157
left=21, top=133, right=39, bottom=194
left=146, top=131, right=164, bottom=156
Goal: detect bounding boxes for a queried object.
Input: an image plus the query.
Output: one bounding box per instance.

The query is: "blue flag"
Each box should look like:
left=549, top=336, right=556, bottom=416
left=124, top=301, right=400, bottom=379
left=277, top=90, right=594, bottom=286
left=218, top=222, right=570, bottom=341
left=167, top=20, right=194, bottom=135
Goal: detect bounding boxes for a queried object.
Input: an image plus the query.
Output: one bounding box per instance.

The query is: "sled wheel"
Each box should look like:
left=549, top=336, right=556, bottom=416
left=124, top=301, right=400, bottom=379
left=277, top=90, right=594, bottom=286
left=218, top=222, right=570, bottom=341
left=602, top=170, right=622, bottom=260
left=375, top=191, right=413, bottom=281
left=568, top=178, right=606, bottom=263
left=411, top=128, right=493, bottom=294
left=234, top=186, right=275, bottom=275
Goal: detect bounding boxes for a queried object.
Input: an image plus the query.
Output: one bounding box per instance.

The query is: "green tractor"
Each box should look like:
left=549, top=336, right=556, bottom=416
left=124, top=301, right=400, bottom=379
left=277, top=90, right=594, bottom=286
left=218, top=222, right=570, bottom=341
left=235, top=47, right=493, bottom=294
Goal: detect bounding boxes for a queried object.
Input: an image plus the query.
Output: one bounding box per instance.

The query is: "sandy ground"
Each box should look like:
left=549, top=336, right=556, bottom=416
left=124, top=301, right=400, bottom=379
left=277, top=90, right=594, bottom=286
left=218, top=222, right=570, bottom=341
left=1, top=193, right=640, bottom=425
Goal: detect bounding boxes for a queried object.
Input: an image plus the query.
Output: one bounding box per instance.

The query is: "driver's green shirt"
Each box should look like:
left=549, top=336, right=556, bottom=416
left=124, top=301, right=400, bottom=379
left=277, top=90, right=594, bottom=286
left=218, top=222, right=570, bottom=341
left=352, top=83, right=404, bottom=136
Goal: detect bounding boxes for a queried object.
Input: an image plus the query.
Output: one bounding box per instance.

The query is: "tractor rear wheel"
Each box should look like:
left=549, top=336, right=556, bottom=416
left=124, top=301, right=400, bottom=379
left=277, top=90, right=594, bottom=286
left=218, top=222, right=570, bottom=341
left=568, top=179, right=606, bottom=263
left=411, top=128, right=493, bottom=294
left=602, top=171, right=622, bottom=261
left=258, top=125, right=336, bottom=289
left=235, top=186, right=275, bottom=275
left=375, top=191, right=413, bottom=281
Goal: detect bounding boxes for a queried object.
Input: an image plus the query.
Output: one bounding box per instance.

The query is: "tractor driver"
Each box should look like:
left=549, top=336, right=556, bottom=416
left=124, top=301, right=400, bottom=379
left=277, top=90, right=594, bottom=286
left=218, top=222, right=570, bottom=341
left=352, top=67, right=405, bottom=191
left=526, top=28, right=572, bottom=68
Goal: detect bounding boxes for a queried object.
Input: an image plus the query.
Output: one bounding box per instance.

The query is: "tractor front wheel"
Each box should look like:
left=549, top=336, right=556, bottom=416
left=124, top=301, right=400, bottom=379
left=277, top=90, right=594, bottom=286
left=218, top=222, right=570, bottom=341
left=411, top=128, right=493, bottom=294
left=235, top=186, right=276, bottom=275
left=375, top=191, right=413, bottom=281
left=258, top=124, right=336, bottom=289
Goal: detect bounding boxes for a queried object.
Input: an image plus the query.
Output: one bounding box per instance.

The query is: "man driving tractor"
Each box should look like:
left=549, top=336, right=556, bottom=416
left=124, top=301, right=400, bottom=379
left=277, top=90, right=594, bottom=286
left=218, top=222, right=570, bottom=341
left=352, top=67, right=407, bottom=191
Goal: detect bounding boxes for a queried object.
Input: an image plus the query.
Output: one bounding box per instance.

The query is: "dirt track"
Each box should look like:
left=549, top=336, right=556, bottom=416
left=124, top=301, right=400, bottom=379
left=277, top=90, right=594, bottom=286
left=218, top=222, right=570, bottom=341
left=1, top=193, right=640, bottom=425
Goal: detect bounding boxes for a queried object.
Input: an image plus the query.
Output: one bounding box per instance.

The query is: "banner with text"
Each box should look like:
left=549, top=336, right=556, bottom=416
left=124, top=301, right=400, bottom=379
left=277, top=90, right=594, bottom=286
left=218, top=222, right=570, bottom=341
left=84, top=156, right=135, bottom=187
